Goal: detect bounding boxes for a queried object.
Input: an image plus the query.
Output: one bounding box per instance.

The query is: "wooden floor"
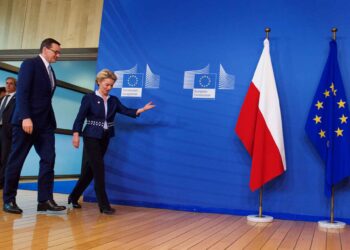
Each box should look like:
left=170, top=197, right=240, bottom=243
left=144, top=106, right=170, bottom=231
left=0, top=190, right=349, bottom=249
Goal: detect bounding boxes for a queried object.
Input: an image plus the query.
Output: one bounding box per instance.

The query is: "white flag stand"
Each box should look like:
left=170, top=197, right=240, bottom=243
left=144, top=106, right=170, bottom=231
left=318, top=220, right=345, bottom=229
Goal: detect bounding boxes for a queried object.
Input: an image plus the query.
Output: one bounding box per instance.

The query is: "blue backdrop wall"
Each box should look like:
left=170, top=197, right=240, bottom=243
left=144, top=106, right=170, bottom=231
left=84, top=0, right=350, bottom=222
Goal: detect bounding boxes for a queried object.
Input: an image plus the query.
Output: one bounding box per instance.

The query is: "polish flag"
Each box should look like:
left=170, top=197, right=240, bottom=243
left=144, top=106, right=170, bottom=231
left=235, top=39, right=286, bottom=191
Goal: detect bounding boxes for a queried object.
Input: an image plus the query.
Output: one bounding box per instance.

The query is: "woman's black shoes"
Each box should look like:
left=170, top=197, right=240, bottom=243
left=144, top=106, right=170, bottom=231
left=68, top=196, right=82, bottom=209
left=99, top=207, right=116, bottom=214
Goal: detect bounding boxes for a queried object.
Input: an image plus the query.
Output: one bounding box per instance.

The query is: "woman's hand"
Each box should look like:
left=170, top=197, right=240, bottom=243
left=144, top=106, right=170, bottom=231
left=143, top=101, right=156, bottom=111
left=137, top=101, right=156, bottom=115
left=72, top=132, right=80, bottom=148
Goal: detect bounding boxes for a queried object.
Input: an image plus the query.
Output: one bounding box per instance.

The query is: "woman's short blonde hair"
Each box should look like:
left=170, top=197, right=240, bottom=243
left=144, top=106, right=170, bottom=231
left=96, top=69, right=117, bottom=84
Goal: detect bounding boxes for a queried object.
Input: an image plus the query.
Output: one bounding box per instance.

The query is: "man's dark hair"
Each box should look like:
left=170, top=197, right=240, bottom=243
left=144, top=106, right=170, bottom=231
left=40, top=38, right=61, bottom=52
left=0, top=87, right=6, bottom=93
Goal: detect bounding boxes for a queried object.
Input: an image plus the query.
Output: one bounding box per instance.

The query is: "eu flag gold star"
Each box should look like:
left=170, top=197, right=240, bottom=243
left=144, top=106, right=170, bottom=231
left=335, top=127, right=344, bottom=137
left=313, top=115, right=322, bottom=124
left=330, top=83, right=337, bottom=96
left=337, top=99, right=346, bottom=108
left=319, top=129, right=326, bottom=138
left=315, top=101, right=324, bottom=110
left=339, top=114, right=348, bottom=124
left=323, top=90, right=330, bottom=98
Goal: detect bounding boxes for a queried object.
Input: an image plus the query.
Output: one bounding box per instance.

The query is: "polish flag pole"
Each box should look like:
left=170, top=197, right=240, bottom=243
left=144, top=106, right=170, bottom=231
left=235, top=28, right=286, bottom=223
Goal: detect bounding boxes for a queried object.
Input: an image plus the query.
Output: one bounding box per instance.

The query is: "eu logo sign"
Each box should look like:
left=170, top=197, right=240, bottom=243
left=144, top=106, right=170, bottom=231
left=121, top=74, right=144, bottom=97
left=114, top=64, right=160, bottom=98
left=193, top=74, right=217, bottom=99
left=183, top=64, right=235, bottom=100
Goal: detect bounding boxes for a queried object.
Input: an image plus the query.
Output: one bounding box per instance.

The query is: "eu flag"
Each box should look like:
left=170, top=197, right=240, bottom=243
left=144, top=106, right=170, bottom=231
left=122, top=73, right=143, bottom=88
left=306, top=40, right=350, bottom=196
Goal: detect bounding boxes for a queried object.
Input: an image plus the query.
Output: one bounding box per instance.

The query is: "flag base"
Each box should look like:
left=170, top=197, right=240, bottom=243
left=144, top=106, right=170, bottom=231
left=318, top=220, right=346, bottom=229
left=247, top=215, right=273, bottom=223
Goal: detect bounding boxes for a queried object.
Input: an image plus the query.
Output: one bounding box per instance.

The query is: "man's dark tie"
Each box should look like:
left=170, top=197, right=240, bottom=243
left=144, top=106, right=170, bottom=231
left=48, top=65, right=55, bottom=90
left=0, top=95, right=10, bottom=121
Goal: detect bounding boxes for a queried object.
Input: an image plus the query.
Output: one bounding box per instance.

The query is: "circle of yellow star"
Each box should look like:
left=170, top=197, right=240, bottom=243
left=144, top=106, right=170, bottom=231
left=337, top=99, right=346, bottom=108
left=330, top=83, right=337, bottom=96
left=339, top=114, right=348, bottom=124
left=335, top=127, right=344, bottom=137
left=319, top=129, right=326, bottom=138
left=313, top=115, right=322, bottom=124
left=323, top=90, right=330, bottom=98
left=315, top=101, right=324, bottom=110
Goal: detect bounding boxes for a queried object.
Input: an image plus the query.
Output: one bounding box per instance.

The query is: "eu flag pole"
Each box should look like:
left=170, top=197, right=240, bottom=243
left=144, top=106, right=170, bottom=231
left=305, top=28, right=350, bottom=229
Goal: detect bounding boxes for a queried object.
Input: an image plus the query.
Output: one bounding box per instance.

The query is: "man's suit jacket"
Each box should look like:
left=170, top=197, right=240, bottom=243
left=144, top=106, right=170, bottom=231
left=11, top=56, right=57, bottom=130
left=0, top=94, right=16, bottom=170
left=73, top=93, right=138, bottom=139
left=1, top=94, right=16, bottom=137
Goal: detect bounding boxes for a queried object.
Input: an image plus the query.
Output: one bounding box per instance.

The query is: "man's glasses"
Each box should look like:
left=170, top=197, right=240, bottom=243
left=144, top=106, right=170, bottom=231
left=47, top=48, right=61, bottom=55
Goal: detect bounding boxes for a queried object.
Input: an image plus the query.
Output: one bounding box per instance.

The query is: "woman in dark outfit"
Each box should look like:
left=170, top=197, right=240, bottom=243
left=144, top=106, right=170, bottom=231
left=68, top=69, right=155, bottom=214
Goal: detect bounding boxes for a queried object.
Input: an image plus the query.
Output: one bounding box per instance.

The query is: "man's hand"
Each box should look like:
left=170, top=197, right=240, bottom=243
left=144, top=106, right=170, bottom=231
left=72, top=132, right=80, bottom=148
left=22, top=118, right=33, bottom=134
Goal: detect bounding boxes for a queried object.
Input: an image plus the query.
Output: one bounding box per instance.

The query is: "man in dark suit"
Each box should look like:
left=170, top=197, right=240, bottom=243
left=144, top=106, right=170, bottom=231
left=0, top=87, right=6, bottom=99
left=0, top=77, right=16, bottom=189
left=3, top=38, right=66, bottom=214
